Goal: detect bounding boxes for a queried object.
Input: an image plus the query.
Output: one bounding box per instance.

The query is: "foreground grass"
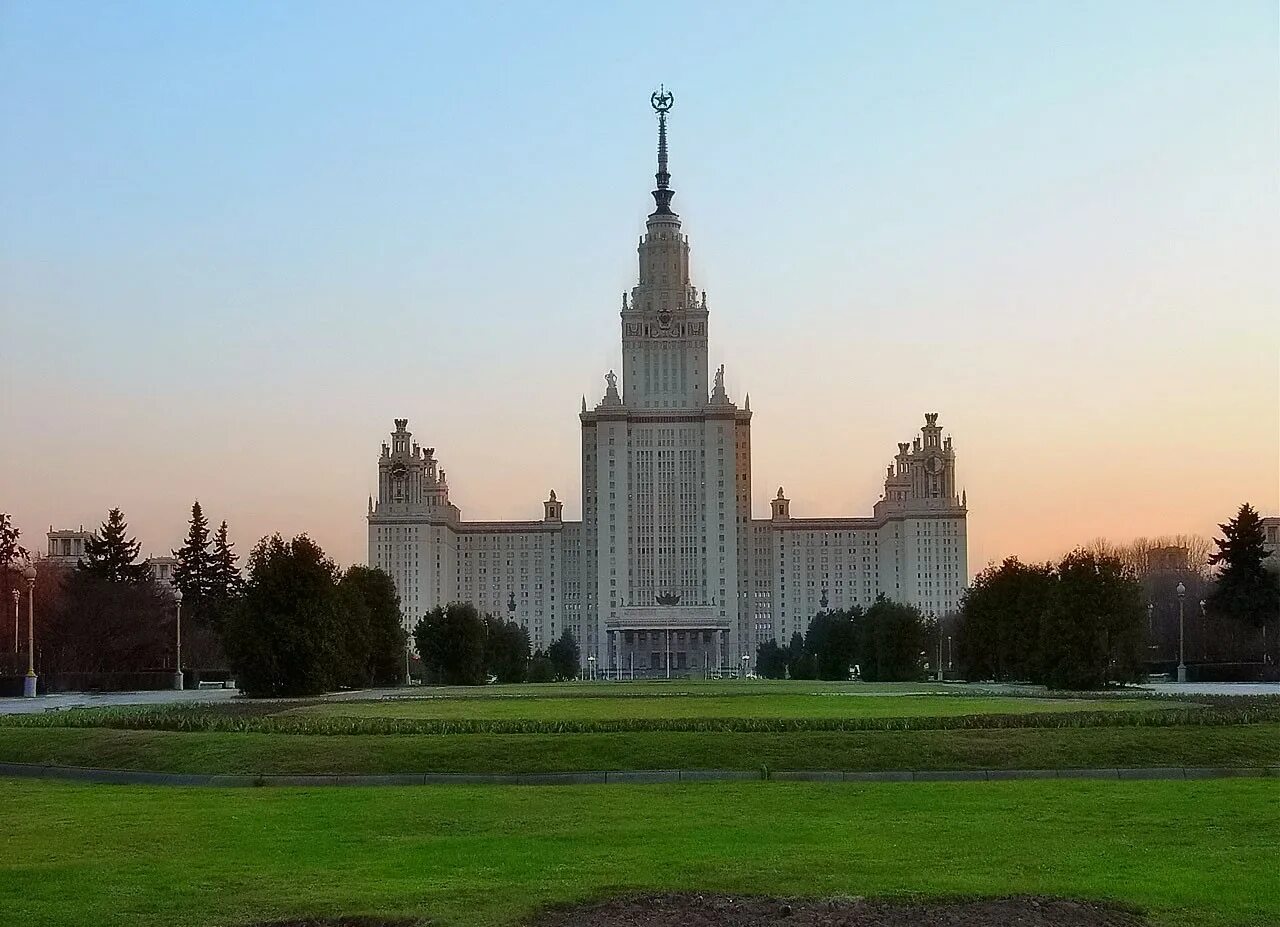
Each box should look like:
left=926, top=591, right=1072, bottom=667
left=2, top=722, right=1277, bottom=775
left=286, top=693, right=1174, bottom=722
left=0, top=778, right=1276, bottom=927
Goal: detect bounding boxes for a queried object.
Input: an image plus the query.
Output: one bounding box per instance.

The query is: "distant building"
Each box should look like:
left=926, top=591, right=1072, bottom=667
left=1263, top=516, right=1279, bottom=568
left=47, top=527, right=176, bottom=586
left=146, top=555, right=178, bottom=587
left=1149, top=546, right=1190, bottom=573
left=366, top=93, right=968, bottom=674
left=46, top=527, right=92, bottom=565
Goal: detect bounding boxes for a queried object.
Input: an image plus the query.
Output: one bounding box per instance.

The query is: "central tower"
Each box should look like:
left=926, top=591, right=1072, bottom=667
left=620, top=87, right=709, bottom=410
left=579, top=89, right=753, bottom=677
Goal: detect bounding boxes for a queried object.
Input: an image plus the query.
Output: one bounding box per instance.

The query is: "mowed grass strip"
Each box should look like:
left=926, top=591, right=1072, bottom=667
left=284, top=693, right=1179, bottom=722
left=1, top=723, right=1277, bottom=775
left=1, top=778, right=1276, bottom=927
left=6, top=698, right=1260, bottom=738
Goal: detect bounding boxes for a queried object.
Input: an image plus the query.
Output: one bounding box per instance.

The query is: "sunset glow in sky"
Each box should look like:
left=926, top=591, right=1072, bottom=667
left=2, top=1, right=1277, bottom=573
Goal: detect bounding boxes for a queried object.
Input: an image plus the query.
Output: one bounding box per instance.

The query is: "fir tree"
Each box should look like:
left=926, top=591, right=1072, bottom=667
left=1207, top=503, right=1280, bottom=630
left=211, top=521, right=242, bottom=601
left=79, top=508, right=151, bottom=584
left=173, top=501, right=214, bottom=615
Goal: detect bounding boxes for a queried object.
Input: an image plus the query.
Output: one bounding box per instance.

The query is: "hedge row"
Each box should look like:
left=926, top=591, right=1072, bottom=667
left=4, top=703, right=1280, bottom=736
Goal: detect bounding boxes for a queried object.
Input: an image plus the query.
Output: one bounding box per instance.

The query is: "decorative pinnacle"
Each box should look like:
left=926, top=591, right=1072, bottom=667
left=650, top=86, right=675, bottom=215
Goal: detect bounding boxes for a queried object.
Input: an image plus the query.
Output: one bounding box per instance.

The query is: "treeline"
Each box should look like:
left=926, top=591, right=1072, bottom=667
left=1, top=506, right=409, bottom=697
left=955, top=504, right=1279, bottom=687
left=755, top=597, right=928, bottom=682
left=413, top=602, right=580, bottom=685
left=955, top=549, right=1145, bottom=689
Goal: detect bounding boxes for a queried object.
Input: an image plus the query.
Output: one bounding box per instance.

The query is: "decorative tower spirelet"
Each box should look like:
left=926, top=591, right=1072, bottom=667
left=650, top=85, right=675, bottom=216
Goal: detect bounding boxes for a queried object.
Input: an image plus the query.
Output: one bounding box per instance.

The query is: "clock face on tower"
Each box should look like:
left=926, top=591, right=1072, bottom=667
left=391, top=463, right=406, bottom=480
left=926, top=455, right=945, bottom=476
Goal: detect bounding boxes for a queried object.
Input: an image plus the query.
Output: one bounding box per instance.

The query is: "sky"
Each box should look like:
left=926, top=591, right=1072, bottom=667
left=1, top=1, right=1277, bottom=574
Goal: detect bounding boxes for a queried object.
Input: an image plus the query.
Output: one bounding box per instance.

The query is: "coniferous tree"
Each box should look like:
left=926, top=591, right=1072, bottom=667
left=1207, top=504, right=1280, bottom=635
left=173, top=501, right=214, bottom=616
left=548, top=629, right=581, bottom=680
left=785, top=630, right=815, bottom=679
left=210, top=520, right=242, bottom=602
left=79, top=508, right=151, bottom=584
left=754, top=639, right=788, bottom=679
left=336, top=565, right=407, bottom=688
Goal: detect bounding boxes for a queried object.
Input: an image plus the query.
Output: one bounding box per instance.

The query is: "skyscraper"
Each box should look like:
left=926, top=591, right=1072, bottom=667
left=369, top=91, right=968, bottom=674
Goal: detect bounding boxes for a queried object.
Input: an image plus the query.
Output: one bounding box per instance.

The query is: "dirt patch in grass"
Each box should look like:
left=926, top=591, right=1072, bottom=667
left=528, top=893, right=1150, bottom=927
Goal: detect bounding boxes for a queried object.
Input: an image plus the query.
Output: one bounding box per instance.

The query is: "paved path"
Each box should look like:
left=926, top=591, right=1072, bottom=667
left=1, top=761, right=1276, bottom=787
left=1138, top=682, right=1280, bottom=696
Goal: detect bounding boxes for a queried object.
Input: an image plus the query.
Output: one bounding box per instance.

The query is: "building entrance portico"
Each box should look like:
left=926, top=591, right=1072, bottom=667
left=606, top=604, right=730, bottom=677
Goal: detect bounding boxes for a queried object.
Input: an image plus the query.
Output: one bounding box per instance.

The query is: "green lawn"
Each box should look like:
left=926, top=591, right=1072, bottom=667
left=1, top=777, right=1275, bottom=927
left=287, top=692, right=1170, bottom=722
left=2, top=723, right=1277, bottom=775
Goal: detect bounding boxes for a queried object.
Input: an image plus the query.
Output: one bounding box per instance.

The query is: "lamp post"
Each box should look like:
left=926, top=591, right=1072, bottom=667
left=10, top=585, right=18, bottom=655
left=172, top=586, right=184, bottom=691
left=587, top=653, right=595, bottom=681
left=1199, top=599, right=1207, bottom=662
left=1176, top=581, right=1187, bottom=684
left=21, top=563, right=37, bottom=697
left=741, top=652, right=749, bottom=679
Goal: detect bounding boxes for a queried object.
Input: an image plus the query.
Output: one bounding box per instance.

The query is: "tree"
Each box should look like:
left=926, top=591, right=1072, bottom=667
left=484, top=615, right=530, bottom=683
left=1, top=512, right=28, bottom=584
left=859, top=596, right=926, bottom=682
left=222, top=534, right=344, bottom=697
left=172, top=501, right=214, bottom=617
left=1, top=514, right=28, bottom=654
left=548, top=629, right=581, bottom=681
left=1040, top=549, right=1145, bottom=690
left=755, top=639, right=787, bottom=679
left=1207, top=504, right=1280, bottom=636
left=337, top=565, right=407, bottom=688
left=79, top=508, right=151, bottom=584
left=210, top=521, right=242, bottom=599
left=49, top=566, right=172, bottom=675
left=785, top=630, right=814, bottom=679
left=527, top=648, right=555, bottom=683
left=805, top=607, right=861, bottom=680
left=413, top=602, right=487, bottom=685
left=955, top=558, right=1055, bottom=682
left=205, top=520, right=243, bottom=635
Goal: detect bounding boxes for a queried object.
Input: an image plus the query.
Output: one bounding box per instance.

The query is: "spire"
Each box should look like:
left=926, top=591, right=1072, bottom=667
left=649, top=86, right=675, bottom=216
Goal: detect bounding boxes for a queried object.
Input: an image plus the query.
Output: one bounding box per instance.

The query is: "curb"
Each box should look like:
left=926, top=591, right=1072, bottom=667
left=1, top=762, right=1277, bottom=787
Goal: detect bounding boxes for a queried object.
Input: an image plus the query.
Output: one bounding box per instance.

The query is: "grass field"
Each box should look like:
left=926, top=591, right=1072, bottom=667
left=2, top=722, right=1278, bottom=775
left=3, top=682, right=1275, bottom=776
left=283, top=692, right=1172, bottom=722
left=1, top=777, right=1276, bottom=927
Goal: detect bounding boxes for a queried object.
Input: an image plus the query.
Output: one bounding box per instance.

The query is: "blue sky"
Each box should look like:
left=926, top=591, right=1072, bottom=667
left=2, top=1, right=1276, bottom=569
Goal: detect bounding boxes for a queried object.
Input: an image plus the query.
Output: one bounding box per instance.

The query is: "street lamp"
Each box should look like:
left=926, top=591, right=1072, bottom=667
left=741, top=652, right=749, bottom=678
left=587, top=653, right=596, bottom=681
left=1176, top=581, right=1187, bottom=684
left=21, top=563, right=37, bottom=697
left=172, top=586, right=184, bottom=691
left=10, top=584, right=18, bottom=655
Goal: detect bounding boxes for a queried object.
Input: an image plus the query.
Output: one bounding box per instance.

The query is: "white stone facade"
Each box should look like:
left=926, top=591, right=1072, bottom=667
left=368, top=98, right=968, bottom=671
